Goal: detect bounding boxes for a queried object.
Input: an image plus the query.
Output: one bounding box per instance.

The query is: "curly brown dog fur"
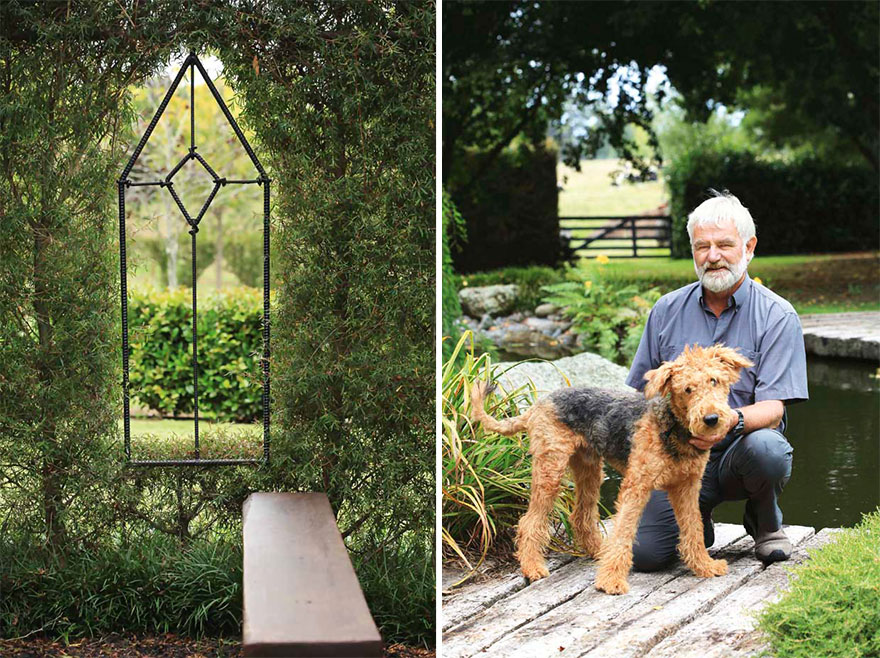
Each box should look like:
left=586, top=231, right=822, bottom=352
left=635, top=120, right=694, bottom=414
left=470, top=344, right=754, bottom=595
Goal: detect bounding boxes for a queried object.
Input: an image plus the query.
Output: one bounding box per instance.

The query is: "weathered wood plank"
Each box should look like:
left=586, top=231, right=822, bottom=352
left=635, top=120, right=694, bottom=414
left=442, top=523, right=749, bottom=658
left=473, top=524, right=748, bottom=658
left=645, top=528, right=843, bottom=658
left=442, top=552, right=575, bottom=631
left=573, top=525, right=815, bottom=658
left=242, top=493, right=382, bottom=657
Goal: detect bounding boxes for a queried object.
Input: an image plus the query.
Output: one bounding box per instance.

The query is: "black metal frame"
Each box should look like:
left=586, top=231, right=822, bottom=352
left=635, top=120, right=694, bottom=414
left=118, top=53, right=270, bottom=467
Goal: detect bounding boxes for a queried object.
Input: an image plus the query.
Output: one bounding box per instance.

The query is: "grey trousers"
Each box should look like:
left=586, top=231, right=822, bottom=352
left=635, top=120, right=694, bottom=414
left=631, top=428, right=793, bottom=572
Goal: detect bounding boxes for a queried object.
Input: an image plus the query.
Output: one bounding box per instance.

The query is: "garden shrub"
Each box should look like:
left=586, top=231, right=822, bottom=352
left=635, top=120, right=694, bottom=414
left=442, top=191, right=466, bottom=361
left=666, top=149, right=879, bottom=258
left=0, top=536, right=242, bottom=638
left=128, top=287, right=264, bottom=422
left=758, top=508, right=880, bottom=658
left=446, top=139, right=563, bottom=273
left=541, top=260, right=661, bottom=365
left=442, top=333, right=580, bottom=576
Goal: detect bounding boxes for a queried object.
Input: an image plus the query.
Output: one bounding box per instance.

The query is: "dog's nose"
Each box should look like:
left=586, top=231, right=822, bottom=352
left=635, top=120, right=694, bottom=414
left=704, top=414, right=719, bottom=427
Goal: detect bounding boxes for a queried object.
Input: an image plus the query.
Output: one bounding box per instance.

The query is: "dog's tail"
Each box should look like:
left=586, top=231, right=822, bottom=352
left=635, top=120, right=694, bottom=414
left=469, top=381, right=531, bottom=436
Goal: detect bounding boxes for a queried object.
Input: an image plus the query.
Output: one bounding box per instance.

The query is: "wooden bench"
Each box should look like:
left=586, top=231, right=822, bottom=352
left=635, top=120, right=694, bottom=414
left=242, top=492, right=383, bottom=657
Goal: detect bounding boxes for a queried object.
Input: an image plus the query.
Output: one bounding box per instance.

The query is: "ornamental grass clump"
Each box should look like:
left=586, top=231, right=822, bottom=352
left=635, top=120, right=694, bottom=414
left=757, top=509, right=880, bottom=658
left=541, top=257, right=660, bottom=364
left=442, top=332, right=582, bottom=583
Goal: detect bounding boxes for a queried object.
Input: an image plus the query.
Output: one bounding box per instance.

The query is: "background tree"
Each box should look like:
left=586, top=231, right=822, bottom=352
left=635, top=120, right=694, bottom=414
left=442, top=0, right=879, bottom=186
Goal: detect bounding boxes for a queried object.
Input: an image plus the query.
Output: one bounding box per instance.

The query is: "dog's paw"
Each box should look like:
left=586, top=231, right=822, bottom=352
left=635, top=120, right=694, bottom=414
left=594, top=572, right=630, bottom=595
left=693, top=557, right=728, bottom=578
left=521, top=564, right=550, bottom=582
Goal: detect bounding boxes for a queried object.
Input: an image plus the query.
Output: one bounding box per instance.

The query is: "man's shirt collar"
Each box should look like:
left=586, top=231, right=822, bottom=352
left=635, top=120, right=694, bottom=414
left=699, top=273, right=752, bottom=313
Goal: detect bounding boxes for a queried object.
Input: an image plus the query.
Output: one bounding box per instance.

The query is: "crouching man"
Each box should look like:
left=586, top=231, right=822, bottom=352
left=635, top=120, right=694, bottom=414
left=626, top=190, right=808, bottom=566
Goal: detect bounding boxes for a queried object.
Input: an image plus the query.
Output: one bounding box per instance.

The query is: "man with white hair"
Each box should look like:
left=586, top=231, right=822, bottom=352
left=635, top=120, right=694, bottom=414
left=626, top=190, right=808, bottom=567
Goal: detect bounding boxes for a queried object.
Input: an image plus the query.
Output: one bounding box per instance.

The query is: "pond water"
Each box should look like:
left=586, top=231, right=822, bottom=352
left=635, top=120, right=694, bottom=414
left=590, top=355, right=879, bottom=530
left=712, top=356, right=879, bottom=530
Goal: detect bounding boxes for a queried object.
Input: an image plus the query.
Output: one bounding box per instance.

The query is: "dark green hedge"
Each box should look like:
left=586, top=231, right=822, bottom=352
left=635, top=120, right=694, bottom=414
left=666, top=150, right=880, bottom=258
left=128, top=288, right=264, bottom=423
left=446, top=140, right=562, bottom=273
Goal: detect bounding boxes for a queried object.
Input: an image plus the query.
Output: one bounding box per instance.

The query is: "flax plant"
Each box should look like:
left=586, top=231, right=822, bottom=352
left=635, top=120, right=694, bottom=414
left=442, top=332, right=582, bottom=585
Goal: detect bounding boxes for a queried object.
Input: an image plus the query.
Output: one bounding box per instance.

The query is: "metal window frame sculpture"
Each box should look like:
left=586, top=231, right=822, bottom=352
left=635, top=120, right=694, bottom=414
left=118, top=52, right=270, bottom=466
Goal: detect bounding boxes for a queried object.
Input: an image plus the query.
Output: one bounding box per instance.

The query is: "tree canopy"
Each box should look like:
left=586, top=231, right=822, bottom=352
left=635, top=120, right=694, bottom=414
left=443, top=0, right=879, bottom=182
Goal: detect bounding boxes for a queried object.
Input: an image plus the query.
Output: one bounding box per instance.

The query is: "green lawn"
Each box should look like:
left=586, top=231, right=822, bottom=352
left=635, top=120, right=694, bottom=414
left=125, top=417, right=259, bottom=438
left=558, top=159, right=666, bottom=217
left=124, top=417, right=263, bottom=460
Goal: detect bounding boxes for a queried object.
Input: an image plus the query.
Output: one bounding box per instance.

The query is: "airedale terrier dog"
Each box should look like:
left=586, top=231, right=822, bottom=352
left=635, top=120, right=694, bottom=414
left=470, top=344, right=753, bottom=595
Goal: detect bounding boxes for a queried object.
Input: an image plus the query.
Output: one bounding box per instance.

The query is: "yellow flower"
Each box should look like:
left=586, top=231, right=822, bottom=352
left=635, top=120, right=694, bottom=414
left=596, top=254, right=610, bottom=265
left=584, top=280, right=593, bottom=289
left=461, top=279, right=468, bottom=287
left=753, top=277, right=763, bottom=285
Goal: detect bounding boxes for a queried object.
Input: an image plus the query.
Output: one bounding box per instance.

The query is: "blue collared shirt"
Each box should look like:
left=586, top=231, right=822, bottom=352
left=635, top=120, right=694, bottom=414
left=626, top=275, right=809, bottom=418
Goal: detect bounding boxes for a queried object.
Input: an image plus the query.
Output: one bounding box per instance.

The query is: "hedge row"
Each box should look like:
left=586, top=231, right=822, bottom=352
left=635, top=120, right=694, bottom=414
left=666, top=150, right=879, bottom=258
left=128, top=288, right=265, bottom=422
left=446, top=140, right=563, bottom=273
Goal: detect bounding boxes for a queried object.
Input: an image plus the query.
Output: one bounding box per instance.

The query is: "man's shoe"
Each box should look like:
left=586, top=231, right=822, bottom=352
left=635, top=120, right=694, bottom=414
left=753, top=528, right=791, bottom=564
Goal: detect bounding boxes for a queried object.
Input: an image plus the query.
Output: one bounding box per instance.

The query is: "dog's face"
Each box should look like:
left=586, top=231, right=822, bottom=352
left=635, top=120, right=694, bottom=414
left=643, top=344, right=754, bottom=439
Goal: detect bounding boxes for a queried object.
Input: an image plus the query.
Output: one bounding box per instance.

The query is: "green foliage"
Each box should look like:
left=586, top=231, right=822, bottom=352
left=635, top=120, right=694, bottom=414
left=216, top=3, right=436, bottom=645
left=128, top=288, right=263, bottom=422
left=0, top=1, right=435, bottom=646
left=442, top=333, right=580, bottom=578
left=446, top=139, right=562, bottom=272
left=665, top=148, right=880, bottom=258
left=0, top=537, right=242, bottom=639
left=757, top=509, right=880, bottom=658
left=442, top=191, right=466, bottom=361
left=444, top=1, right=878, bottom=192
left=351, top=530, right=434, bottom=645
left=541, top=261, right=660, bottom=364
left=0, top=0, right=174, bottom=552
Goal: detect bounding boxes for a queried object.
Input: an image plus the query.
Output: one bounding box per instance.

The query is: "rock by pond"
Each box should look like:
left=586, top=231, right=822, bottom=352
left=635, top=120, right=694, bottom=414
left=490, top=351, right=632, bottom=410
left=458, top=284, right=519, bottom=317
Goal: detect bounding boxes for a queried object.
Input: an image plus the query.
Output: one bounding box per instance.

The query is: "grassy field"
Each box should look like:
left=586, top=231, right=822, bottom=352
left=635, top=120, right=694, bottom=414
left=557, top=159, right=666, bottom=217
left=126, top=417, right=259, bottom=438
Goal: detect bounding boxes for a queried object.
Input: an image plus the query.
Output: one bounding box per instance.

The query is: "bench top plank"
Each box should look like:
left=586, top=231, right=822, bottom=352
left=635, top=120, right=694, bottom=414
left=242, top=492, right=382, bottom=657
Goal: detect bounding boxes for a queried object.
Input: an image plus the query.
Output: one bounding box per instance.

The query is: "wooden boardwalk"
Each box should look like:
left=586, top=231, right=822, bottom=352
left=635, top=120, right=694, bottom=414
left=443, top=523, right=841, bottom=658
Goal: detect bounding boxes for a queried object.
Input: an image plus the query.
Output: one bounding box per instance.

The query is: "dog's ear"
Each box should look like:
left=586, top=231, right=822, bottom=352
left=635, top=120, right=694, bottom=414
left=644, top=363, right=674, bottom=399
left=709, top=344, right=754, bottom=372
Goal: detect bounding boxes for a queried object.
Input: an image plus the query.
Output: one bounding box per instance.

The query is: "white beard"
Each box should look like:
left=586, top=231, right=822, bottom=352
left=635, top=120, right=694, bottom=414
left=695, top=246, right=750, bottom=293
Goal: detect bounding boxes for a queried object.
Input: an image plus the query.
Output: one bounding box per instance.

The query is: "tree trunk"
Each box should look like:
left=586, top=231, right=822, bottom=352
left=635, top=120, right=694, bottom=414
left=215, top=209, right=224, bottom=290
left=32, top=216, right=67, bottom=556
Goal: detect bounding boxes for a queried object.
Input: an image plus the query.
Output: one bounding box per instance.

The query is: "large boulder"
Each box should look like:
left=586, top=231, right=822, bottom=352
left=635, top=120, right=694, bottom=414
left=458, top=284, right=519, bottom=317
left=490, top=351, right=633, bottom=409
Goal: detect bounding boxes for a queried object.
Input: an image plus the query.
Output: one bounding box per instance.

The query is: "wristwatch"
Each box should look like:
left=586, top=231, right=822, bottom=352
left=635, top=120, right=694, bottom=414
left=732, top=409, right=745, bottom=437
